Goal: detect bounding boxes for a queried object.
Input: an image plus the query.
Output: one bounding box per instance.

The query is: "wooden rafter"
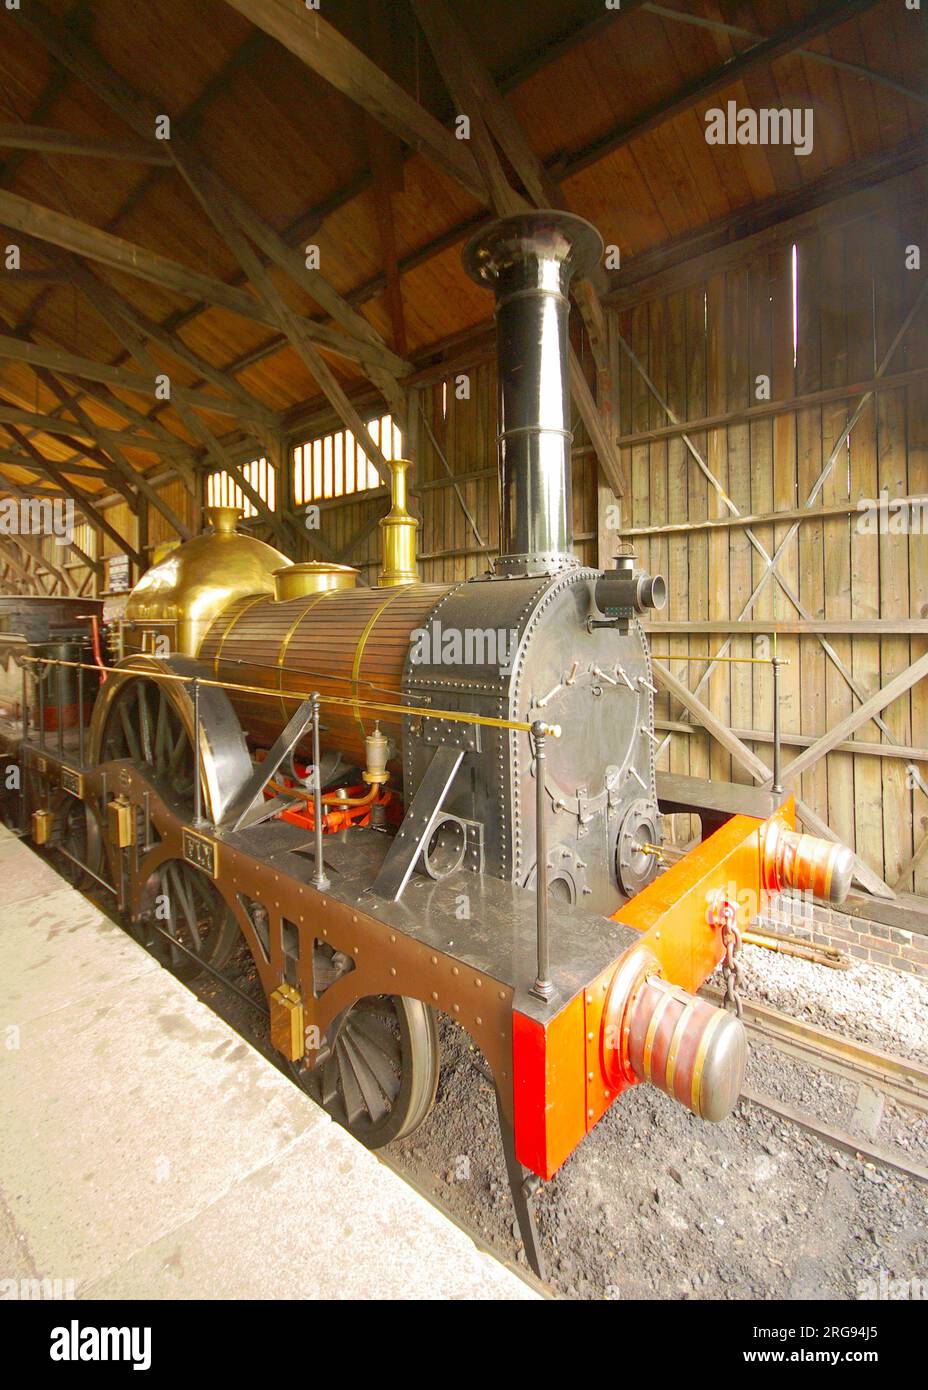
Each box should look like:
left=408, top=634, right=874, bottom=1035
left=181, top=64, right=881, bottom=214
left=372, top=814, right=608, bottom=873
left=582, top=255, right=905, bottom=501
left=0, top=188, right=387, bottom=376
left=0, top=122, right=172, bottom=165
left=33, top=369, right=193, bottom=541
left=220, top=0, right=485, bottom=201
left=11, top=4, right=412, bottom=438
left=0, top=422, right=142, bottom=567
left=0, top=318, right=270, bottom=426
left=409, top=0, right=625, bottom=496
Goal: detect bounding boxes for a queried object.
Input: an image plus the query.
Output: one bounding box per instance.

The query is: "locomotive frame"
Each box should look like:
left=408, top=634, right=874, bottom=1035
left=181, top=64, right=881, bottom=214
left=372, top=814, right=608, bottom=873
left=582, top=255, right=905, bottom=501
left=0, top=210, right=857, bottom=1283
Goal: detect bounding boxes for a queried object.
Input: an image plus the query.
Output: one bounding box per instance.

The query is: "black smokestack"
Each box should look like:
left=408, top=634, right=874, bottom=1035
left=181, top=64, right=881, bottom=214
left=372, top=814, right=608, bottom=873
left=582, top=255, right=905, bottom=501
left=463, top=210, right=603, bottom=577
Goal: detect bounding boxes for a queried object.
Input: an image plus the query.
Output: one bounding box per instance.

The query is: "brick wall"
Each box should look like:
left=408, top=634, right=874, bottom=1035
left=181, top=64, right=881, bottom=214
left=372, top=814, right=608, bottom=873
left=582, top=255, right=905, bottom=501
left=756, top=891, right=928, bottom=978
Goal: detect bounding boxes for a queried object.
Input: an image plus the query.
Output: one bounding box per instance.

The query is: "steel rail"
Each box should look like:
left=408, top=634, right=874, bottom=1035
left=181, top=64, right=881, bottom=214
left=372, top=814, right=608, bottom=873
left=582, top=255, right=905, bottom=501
left=704, top=986, right=928, bottom=1112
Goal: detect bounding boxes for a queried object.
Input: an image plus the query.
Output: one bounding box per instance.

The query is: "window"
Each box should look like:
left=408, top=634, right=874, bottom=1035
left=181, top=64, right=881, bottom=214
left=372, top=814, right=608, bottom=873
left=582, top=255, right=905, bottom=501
left=206, top=457, right=275, bottom=519
left=293, top=414, right=402, bottom=506
left=72, top=520, right=96, bottom=559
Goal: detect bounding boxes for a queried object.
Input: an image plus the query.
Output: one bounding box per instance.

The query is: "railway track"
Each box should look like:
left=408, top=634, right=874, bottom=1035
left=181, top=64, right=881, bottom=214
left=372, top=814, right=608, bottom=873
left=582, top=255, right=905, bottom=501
left=703, top=986, right=928, bottom=1183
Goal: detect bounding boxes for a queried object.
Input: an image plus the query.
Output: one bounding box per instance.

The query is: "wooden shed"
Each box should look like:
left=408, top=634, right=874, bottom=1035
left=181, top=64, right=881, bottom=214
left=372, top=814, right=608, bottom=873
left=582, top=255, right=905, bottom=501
left=0, top=0, right=925, bottom=913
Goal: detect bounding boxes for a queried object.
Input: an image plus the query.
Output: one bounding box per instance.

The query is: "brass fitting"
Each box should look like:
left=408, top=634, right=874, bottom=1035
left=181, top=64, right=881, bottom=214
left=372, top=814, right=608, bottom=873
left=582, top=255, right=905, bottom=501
left=363, top=725, right=389, bottom=785
left=378, top=458, right=419, bottom=587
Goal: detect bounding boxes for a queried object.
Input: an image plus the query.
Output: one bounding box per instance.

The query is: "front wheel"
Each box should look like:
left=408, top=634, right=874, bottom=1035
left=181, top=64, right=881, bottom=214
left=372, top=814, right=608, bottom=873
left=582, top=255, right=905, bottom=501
left=298, top=995, right=440, bottom=1148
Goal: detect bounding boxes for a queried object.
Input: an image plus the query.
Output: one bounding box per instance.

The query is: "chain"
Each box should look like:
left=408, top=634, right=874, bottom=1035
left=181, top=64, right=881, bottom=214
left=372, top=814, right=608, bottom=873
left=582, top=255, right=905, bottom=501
left=720, top=908, right=744, bottom=1018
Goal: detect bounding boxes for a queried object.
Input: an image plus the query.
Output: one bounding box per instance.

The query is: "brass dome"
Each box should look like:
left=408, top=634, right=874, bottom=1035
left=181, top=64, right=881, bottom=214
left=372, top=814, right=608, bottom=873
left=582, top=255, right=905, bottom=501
left=125, top=507, right=292, bottom=657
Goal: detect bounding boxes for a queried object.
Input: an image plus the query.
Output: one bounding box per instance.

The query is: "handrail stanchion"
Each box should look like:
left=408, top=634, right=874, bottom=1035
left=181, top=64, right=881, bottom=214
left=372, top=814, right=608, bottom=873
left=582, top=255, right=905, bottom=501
left=56, top=664, right=64, bottom=759
left=37, top=662, right=45, bottom=751
left=192, top=676, right=203, bottom=825
left=529, top=720, right=553, bottom=1001
left=77, top=661, right=85, bottom=766
left=310, top=692, right=330, bottom=892
left=771, top=655, right=784, bottom=796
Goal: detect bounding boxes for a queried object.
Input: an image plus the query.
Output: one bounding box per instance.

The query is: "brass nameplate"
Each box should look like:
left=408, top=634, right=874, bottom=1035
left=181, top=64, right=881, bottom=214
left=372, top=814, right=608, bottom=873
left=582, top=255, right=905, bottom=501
left=182, top=828, right=218, bottom=878
left=60, top=767, right=83, bottom=799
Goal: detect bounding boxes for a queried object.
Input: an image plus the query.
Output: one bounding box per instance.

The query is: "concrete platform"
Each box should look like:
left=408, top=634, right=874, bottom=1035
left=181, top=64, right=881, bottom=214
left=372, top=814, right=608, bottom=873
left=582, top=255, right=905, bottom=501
left=0, top=832, right=536, bottom=1300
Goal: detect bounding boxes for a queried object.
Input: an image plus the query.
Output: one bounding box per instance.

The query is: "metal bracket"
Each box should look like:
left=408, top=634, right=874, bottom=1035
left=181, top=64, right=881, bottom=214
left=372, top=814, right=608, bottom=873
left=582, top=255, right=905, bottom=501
left=219, top=697, right=317, bottom=833
left=370, top=744, right=465, bottom=901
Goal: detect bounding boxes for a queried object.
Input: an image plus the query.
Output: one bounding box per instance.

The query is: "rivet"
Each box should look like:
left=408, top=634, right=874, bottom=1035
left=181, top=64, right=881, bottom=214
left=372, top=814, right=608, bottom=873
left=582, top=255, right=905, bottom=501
left=588, top=1107, right=594, bottom=1118
left=476, top=1016, right=482, bottom=1026
left=588, top=1071, right=594, bottom=1082
left=474, top=978, right=482, bottom=988
left=587, top=1031, right=594, bottom=1041
left=452, top=966, right=459, bottom=976
left=431, top=955, right=438, bottom=965
left=390, top=934, right=396, bottom=943
left=431, top=991, right=438, bottom=1001
left=498, top=990, right=506, bottom=999
left=453, top=1003, right=460, bottom=1013
left=390, top=967, right=396, bottom=977
left=353, top=946, right=359, bottom=955
left=586, top=993, right=593, bottom=1005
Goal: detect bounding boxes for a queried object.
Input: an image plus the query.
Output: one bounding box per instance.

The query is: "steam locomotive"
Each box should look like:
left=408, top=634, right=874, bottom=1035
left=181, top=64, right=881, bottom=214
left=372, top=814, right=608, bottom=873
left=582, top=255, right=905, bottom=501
left=5, top=212, right=854, bottom=1278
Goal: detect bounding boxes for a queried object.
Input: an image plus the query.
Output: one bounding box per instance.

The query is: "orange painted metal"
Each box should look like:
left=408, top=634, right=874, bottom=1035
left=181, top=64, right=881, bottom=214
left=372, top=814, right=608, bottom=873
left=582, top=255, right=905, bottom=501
left=512, top=992, right=587, bottom=1180
left=513, top=801, right=798, bottom=1178
left=612, top=802, right=794, bottom=989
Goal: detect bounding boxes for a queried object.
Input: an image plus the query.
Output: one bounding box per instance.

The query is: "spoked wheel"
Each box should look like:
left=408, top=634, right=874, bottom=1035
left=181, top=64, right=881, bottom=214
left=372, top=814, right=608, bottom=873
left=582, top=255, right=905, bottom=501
left=139, top=858, right=240, bottom=981
left=49, top=792, right=95, bottom=888
left=97, top=675, right=196, bottom=809
left=300, top=995, right=440, bottom=1148
left=88, top=655, right=252, bottom=826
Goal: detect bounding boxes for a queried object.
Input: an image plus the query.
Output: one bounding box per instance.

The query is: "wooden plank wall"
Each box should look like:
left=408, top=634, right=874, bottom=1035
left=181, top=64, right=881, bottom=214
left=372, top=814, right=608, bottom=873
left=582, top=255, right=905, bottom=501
left=313, top=357, right=598, bottom=586
left=619, top=189, right=928, bottom=897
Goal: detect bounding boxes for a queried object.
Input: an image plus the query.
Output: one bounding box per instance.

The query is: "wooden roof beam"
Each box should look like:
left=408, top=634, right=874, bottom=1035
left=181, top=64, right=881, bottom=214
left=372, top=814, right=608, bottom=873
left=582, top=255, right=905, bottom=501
left=0, top=401, right=184, bottom=467
left=0, top=122, right=172, bottom=165
left=175, top=155, right=396, bottom=491
left=16, top=231, right=282, bottom=436
left=560, top=0, right=883, bottom=181
left=0, top=188, right=393, bottom=378
left=410, top=0, right=625, bottom=497
left=0, top=423, right=143, bottom=567
left=0, top=318, right=268, bottom=426
left=10, top=3, right=412, bottom=409
left=220, top=0, right=485, bottom=201
left=34, top=370, right=193, bottom=542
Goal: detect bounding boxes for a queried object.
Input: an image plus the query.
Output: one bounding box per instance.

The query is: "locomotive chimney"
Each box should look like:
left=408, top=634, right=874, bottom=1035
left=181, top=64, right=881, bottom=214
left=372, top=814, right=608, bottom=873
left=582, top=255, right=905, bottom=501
left=463, top=210, right=603, bottom=577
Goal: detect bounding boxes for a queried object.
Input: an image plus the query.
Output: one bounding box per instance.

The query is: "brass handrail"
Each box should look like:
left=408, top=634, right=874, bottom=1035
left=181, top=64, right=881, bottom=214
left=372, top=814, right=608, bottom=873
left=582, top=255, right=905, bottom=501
left=19, top=654, right=561, bottom=738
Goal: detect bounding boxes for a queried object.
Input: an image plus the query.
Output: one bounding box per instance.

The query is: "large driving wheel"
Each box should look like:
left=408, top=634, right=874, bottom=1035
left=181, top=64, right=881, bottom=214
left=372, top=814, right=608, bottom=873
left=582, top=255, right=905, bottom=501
left=303, top=995, right=440, bottom=1148
left=98, top=674, right=196, bottom=807
left=139, top=858, right=240, bottom=980
left=89, top=654, right=252, bottom=824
